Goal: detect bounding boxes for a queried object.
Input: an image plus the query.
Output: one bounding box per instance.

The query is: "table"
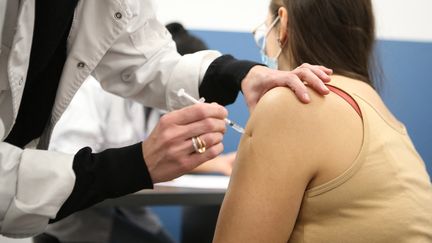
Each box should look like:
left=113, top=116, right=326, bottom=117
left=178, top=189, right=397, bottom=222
left=96, top=175, right=229, bottom=207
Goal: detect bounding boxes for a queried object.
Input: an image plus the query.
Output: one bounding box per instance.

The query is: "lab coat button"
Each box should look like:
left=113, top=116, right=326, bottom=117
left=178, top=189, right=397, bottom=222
left=77, top=62, right=86, bottom=69
left=115, top=12, right=122, bottom=19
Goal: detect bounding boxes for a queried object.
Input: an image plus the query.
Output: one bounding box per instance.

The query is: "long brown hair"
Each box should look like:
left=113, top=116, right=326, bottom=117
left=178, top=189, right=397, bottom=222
left=271, top=0, right=378, bottom=87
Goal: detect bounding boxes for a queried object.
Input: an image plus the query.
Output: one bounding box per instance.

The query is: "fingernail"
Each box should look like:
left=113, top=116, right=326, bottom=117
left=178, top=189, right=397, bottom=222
left=303, top=93, right=311, bottom=102
left=322, top=84, right=330, bottom=91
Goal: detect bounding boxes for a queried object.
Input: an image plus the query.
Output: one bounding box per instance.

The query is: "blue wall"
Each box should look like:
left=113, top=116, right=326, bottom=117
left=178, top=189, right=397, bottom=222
left=192, top=30, right=432, bottom=176
left=377, top=40, right=432, bottom=176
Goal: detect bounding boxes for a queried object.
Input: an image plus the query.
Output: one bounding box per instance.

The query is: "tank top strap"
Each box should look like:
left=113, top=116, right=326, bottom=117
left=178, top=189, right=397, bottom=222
left=306, top=84, right=370, bottom=197
left=326, top=84, right=362, bottom=119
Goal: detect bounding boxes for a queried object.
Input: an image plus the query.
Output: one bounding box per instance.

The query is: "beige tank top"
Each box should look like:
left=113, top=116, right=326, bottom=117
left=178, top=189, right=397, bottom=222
left=289, top=84, right=432, bottom=242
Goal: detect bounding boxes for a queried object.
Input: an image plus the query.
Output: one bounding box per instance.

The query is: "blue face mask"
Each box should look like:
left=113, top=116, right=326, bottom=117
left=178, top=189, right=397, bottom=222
left=254, top=16, right=282, bottom=69
left=261, top=48, right=281, bottom=70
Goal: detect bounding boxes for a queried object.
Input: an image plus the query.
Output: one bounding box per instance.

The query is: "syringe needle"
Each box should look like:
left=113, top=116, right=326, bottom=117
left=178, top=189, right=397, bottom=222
left=225, top=118, right=245, bottom=134
left=177, top=89, right=245, bottom=134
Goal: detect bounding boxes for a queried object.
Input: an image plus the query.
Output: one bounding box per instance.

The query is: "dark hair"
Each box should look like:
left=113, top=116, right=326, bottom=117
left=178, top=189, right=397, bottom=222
left=165, top=22, right=208, bottom=55
left=270, top=0, right=378, bottom=88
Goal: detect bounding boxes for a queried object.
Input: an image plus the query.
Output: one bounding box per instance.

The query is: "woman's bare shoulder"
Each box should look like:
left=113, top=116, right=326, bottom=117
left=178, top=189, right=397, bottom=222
left=246, top=86, right=340, bottom=134
left=245, top=85, right=363, bottom=188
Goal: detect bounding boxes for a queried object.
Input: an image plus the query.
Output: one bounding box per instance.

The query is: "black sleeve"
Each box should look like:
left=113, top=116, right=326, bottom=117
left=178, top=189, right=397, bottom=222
left=50, top=142, right=153, bottom=223
left=199, top=55, right=262, bottom=106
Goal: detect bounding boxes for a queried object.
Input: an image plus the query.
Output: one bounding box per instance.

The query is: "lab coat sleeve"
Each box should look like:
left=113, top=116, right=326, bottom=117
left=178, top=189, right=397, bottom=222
left=0, top=142, right=75, bottom=238
left=92, top=0, right=221, bottom=111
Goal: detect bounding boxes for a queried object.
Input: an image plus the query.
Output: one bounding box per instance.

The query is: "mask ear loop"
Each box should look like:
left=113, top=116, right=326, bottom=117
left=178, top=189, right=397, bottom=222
left=276, top=38, right=284, bottom=55
left=274, top=16, right=289, bottom=68
left=273, top=44, right=283, bottom=66
left=264, top=16, right=282, bottom=58
left=265, top=16, right=281, bottom=37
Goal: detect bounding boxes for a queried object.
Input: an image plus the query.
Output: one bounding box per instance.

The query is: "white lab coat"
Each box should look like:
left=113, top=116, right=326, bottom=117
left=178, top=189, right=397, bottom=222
left=0, top=0, right=220, bottom=237
left=45, top=76, right=164, bottom=242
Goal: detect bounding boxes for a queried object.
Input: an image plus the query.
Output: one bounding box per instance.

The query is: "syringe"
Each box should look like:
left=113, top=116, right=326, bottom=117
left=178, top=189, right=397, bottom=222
left=177, top=89, right=245, bottom=134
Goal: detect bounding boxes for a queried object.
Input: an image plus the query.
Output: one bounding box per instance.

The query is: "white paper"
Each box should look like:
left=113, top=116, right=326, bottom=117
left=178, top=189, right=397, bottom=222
left=156, top=174, right=230, bottom=189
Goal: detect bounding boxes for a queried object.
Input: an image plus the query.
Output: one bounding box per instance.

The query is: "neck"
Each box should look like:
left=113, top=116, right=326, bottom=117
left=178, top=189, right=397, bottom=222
left=277, top=59, right=293, bottom=71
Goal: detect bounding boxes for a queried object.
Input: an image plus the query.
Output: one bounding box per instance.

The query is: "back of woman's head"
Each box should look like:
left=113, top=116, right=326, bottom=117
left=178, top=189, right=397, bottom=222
left=271, top=0, right=376, bottom=86
left=166, top=22, right=208, bottom=55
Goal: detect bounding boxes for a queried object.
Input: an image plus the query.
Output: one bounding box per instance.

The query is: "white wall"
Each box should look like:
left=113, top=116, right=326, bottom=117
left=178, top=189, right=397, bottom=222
left=154, top=0, right=432, bottom=42
left=373, top=0, right=432, bottom=42
left=154, top=0, right=268, bottom=33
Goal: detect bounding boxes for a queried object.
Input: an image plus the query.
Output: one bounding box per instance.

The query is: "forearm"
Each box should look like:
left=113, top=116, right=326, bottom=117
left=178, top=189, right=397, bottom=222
left=0, top=143, right=75, bottom=238
left=199, top=55, right=261, bottom=106
left=192, top=160, right=223, bottom=174
left=96, top=45, right=259, bottom=111
left=51, top=142, right=153, bottom=223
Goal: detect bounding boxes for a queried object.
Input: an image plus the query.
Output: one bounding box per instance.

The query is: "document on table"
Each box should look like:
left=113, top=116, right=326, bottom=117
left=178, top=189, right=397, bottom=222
left=156, top=174, right=230, bottom=189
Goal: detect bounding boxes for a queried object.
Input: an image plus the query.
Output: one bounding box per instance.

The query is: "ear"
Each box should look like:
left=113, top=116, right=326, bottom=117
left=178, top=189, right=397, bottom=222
left=278, top=7, right=289, bottom=47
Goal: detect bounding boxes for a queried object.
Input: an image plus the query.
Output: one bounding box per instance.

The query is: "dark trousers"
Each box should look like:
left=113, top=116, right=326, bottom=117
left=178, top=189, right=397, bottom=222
left=181, top=206, right=220, bottom=243
left=33, top=234, right=60, bottom=243
left=33, top=209, right=174, bottom=243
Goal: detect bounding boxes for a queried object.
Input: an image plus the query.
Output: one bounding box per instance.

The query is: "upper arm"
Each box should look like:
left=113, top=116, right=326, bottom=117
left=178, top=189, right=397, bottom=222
left=213, top=87, right=333, bottom=242
left=93, top=1, right=222, bottom=111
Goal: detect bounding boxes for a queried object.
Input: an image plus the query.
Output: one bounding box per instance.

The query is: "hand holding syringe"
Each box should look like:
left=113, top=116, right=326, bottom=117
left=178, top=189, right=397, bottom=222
left=177, top=89, right=245, bottom=134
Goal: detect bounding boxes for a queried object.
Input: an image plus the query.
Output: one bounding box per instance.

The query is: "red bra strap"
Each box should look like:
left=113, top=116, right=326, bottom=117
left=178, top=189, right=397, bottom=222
left=326, top=85, right=363, bottom=119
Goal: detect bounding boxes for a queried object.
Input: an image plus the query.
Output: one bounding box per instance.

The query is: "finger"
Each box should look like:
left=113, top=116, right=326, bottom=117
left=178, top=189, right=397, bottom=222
left=181, top=117, right=227, bottom=138
left=282, top=72, right=310, bottom=103
left=299, top=63, right=332, bottom=80
left=294, top=67, right=329, bottom=96
left=168, top=132, right=224, bottom=155
left=169, top=103, right=228, bottom=125
left=317, top=65, right=333, bottom=75
left=186, top=132, right=224, bottom=154
left=299, top=63, right=333, bottom=79
left=188, top=142, right=224, bottom=168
